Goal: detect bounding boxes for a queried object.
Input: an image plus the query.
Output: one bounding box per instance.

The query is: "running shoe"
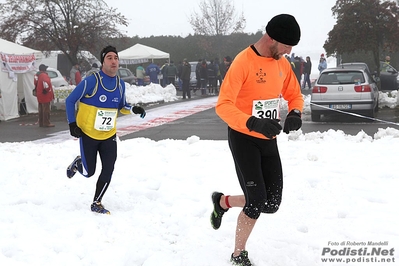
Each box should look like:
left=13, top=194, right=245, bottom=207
left=210, top=191, right=228, bottom=230
left=66, top=155, right=81, bottom=178
left=230, top=250, right=252, bottom=266
left=91, top=201, right=110, bottom=215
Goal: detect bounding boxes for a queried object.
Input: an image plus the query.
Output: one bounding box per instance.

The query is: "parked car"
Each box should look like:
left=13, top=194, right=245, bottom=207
left=310, top=67, right=379, bottom=122
left=46, top=67, right=68, bottom=87
left=338, top=62, right=399, bottom=91
left=117, top=67, right=136, bottom=85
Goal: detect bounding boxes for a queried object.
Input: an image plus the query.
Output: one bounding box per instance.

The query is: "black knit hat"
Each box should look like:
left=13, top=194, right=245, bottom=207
left=100, top=45, right=118, bottom=64
left=266, top=14, right=301, bottom=46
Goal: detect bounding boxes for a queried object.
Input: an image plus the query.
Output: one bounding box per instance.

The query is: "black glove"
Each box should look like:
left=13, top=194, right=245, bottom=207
left=69, top=122, right=82, bottom=138
left=283, top=110, right=302, bottom=134
left=132, top=106, right=146, bottom=118
left=246, top=116, right=282, bottom=139
left=42, top=89, right=48, bottom=95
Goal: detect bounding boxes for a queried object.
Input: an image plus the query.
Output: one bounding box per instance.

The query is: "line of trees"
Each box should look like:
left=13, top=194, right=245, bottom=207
left=1, top=0, right=399, bottom=73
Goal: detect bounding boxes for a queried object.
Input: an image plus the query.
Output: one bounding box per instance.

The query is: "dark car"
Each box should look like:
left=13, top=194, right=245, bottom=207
left=379, top=61, right=399, bottom=91
left=338, top=62, right=399, bottom=91
left=311, top=67, right=379, bottom=121
left=117, top=67, right=136, bottom=85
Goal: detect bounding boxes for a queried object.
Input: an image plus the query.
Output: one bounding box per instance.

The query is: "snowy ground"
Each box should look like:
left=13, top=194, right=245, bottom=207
left=1, top=83, right=398, bottom=266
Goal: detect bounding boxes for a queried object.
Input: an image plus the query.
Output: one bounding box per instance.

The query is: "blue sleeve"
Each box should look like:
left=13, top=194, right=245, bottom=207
left=65, top=76, right=96, bottom=123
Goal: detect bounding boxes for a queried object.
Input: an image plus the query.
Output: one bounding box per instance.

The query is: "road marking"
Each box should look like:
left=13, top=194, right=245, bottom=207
left=33, top=97, right=218, bottom=144
left=117, top=98, right=218, bottom=137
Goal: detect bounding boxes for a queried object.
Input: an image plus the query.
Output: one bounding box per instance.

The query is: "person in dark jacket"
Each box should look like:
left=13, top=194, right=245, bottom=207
left=160, top=61, right=169, bottom=87
left=199, top=60, right=208, bottom=96
left=214, top=58, right=222, bottom=93
left=303, top=56, right=312, bottom=89
left=207, top=60, right=216, bottom=94
left=181, top=59, right=191, bottom=99
left=194, top=59, right=202, bottom=94
left=166, top=61, right=178, bottom=86
left=292, top=56, right=302, bottom=86
left=223, top=56, right=232, bottom=78
left=177, top=61, right=183, bottom=90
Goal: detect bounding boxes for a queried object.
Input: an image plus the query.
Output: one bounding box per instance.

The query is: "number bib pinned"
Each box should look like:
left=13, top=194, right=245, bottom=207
left=94, top=109, right=117, bottom=131
left=252, top=98, right=281, bottom=119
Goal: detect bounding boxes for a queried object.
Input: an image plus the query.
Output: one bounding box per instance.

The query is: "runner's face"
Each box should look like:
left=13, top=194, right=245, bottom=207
left=102, top=52, right=119, bottom=77
left=270, top=41, right=293, bottom=60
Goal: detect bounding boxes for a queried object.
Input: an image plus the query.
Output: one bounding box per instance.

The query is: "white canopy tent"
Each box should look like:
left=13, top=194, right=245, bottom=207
left=0, top=38, right=44, bottom=121
left=118, top=43, right=170, bottom=65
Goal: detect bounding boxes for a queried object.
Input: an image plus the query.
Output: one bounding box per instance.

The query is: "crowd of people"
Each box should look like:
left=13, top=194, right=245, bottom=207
left=284, top=52, right=328, bottom=90
left=192, top=57, right=230, bottom=97
left=102, top=56, right=234, bottom=99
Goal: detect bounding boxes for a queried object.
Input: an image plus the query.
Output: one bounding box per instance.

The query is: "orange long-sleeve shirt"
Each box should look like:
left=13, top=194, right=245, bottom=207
left=216, top=46, right=304, bottom=139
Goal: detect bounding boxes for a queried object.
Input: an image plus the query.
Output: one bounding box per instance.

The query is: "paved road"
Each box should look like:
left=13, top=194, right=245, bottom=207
left=0, top=91, right=218, bottom=143
left=0, top=109, right=69, bottom=142
left=2, top=89, right=399, bottom=143
left=121, top=107, right=399, bottom=141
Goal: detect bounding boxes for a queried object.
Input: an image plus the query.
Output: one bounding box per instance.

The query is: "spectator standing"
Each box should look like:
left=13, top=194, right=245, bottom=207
left=166, top=61, right=178, bottom=87
left=223, top=56, right=232, bottom=78
left=34, top=64, right=55, bottom=127
left=177, top=61, right=183, bottom=90
left=195, top=59, right=202, bottom=94
left=146, top=62, right=161, bottom=84
left=181, top=59, right=191, bottom=99
left=65, top=45, right=146, bottom=215
left=199, top=60, right=208, bottom=96
left=290, top=52, right=295, bottom=62
left=85, top=63, right=99, bottom=77
left=160, top=60, right=169, bottom=87
left=136, top=64, right=146, bottom=86
left=303, top=56, right=312, bottom=89
left=70, top=62, right=82, bottom=85
left=214, top=58, right=222, bottom=93
left=292, top=56, right=302, bottom=86
left=299, top=56, right=305, bottom=84
left=382, top=55, right=391, bottom=72
left=207, top=60, right=216, bottom=95
left=318, top=53, right=327, bottom=73
left=211, top=14, right=303, bottom=265
left=385, top=55, right=391, bottom=65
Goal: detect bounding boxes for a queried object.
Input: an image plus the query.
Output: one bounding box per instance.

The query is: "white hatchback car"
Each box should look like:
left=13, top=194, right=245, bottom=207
left=310, top=67, right=379, bottom=122
left=46, top=67, right=68, bottom=87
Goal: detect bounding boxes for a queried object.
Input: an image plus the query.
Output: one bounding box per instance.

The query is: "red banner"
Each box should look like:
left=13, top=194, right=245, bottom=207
left=1, top=52, right=36, bottom=73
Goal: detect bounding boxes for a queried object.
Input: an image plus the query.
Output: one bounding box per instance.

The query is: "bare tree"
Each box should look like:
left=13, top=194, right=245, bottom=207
left=189, top=0, right=246, bottom=36
left=0, top=0, right=128, bottom=64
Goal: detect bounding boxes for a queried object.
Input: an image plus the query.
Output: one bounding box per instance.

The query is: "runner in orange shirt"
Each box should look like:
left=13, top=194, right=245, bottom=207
left=210, top=14, right=303, bottom=265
